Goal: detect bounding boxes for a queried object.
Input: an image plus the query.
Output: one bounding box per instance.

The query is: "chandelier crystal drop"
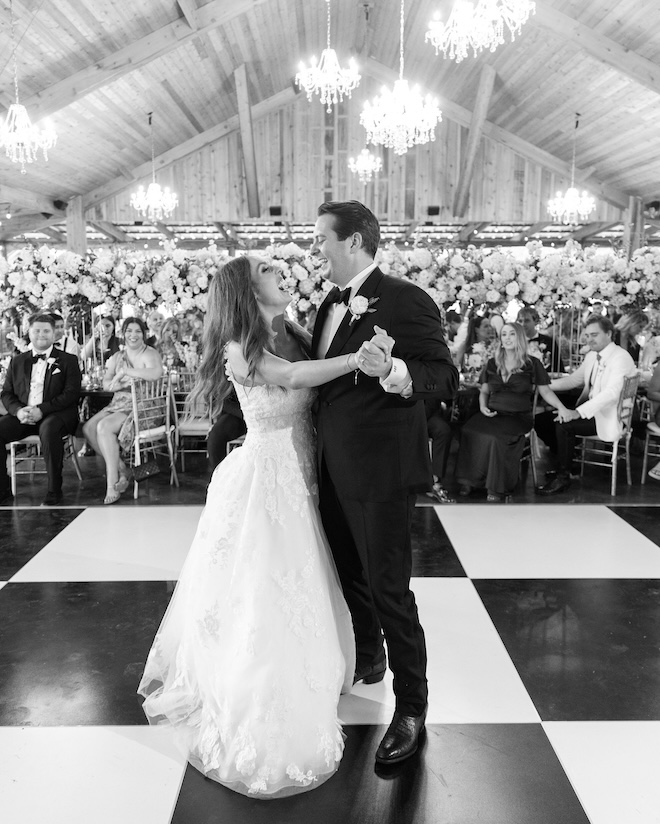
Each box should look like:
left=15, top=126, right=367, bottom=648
left=361, top=0, right=442, bottom=156
left=547, top=114, right=596, bottom=225
left=0, top=0, right=57, bottom=173
left=130, top=113, right=178, bottom=221
left=348, top=148, right=383, bottom=184
left=295, top=0, right=360, bottom=113
left=425, top=0, right=536, bottom=63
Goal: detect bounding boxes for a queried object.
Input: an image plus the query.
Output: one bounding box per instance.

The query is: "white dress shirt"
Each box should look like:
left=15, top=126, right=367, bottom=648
left=28, top=345, right=54, bottom=406
left=318, top=263, right=413, bottom=396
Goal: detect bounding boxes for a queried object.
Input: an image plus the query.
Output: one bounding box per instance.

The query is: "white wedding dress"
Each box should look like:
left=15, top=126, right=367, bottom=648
left=138, top=371, right=355, bottom=799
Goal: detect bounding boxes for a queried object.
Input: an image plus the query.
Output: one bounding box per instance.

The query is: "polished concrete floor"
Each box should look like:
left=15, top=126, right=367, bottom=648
left=1, top=445, right=660, bottom=823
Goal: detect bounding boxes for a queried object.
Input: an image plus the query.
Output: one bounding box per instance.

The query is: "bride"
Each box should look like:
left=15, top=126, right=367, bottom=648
left=138, top=255, right=380, bottom=798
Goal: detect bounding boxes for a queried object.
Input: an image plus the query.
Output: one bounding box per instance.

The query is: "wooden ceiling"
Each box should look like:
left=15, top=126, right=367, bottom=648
left=1, top=0, right=660, bottom=245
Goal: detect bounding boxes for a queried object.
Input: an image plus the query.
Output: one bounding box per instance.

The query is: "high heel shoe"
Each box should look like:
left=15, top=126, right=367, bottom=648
left=103, top=488, right=121, bottom=505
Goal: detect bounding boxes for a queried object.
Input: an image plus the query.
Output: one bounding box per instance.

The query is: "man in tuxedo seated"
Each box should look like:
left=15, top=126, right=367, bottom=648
left=0, top=313, right=82, bottom=506
left=424, top=398, right=455, bottom=503
left=536, top=314, right=636, bottom=495
left=517, top=306, right=564, bottom=373
left=50, top=312, right=81, bottom=357
left=206, top=391, right=246, bottom=471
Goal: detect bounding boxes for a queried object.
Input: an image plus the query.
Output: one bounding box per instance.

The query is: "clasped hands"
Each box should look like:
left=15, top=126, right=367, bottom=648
left=17, top=405, right=43, bottom=425
left=553, top=406, right=579, bottom=423
left=353, top=325, right=395, bottom=378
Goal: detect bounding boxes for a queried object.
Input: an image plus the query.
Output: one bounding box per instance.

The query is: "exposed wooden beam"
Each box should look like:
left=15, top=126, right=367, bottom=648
left=12, top=0, right=269, bottom=123
left=87, top=220, right=132, bottom=243
left=365, top=59, right=629, bottom=210
left=0, top=215, right=67, bottom=240
left=453, top=64, right=496, bottom=218
left=456, top=222, right=490, bottom=242
left=40, top=227, right=67, bottom=243
left=214, top=221, right=240, bottom=247
left=533, top=1, right=660, bottom=98
left=177, top=0, right=199, bottom=30
left=152, top=221, right=176, bottom=240
left=568, top=222, right=621, bottom=242
left=405, top=220, right=420, bottom=240
left=511, top=221, right=552, bottom=242
left=0, top=185, right=66, bottom=218
left=66, top=196, right=87, bottom=255
left=234, top=64, right=260, bottom=218
left=83, top=86, right=300, bottom=209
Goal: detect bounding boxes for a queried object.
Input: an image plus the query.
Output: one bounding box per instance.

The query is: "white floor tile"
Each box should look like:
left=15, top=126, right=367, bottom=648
left=0, top=582, right=6, bottom=591
left=10, top=507, right=203, bottom=582
left=0, top=726, right=186, bottom=824
left=339, top=578, right=539, bottom=724
left=438, top=505, right=660, bottom=579
left=544, top=721, right=660, bottom=824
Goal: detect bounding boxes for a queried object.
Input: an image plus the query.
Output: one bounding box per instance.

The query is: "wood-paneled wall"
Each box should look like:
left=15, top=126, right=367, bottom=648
left=88, top=93, right=623, bottom=225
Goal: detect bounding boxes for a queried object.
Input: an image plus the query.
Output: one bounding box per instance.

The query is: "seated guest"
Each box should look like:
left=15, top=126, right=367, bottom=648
left=50, top=312, right=81, bottom=357
left=454, top=314, right=495, bottom=369
left=614, top=310, right=649, bottom=365
left=424, top=398, right=455, bottom=503
left=537, top=314, right=637, bottom=495
left=0, top=313, right=82, bottom=506
left=206, top=391, right=247, bottom=471
left=645, top=360, right=660, bottom=480
left=146, top=309, right=165, bottom=347
left=158, top=317, right=185, bottom=368
left=81, top=316, right=121, bottom=365
left=456, top=322, right=568, bottom=502
left=517, top=306, right=564, bottom=373
left=82, top=318, right=162, bottom=505
left=445, top=309, right=463, bottom=342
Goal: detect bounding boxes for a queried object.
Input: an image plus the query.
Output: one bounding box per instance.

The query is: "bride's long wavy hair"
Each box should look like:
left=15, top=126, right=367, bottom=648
left=187, top=256, right=270, bottom=413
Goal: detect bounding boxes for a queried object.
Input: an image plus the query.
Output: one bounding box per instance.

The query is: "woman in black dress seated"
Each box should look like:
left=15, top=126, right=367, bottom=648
left=456, top=322, right=568, bottom=502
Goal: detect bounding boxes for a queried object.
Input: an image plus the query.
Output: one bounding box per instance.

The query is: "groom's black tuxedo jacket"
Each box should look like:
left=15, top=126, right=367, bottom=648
left=1, top=349, right=82, bottom=433
left=312, top=266, right=458, bottom=502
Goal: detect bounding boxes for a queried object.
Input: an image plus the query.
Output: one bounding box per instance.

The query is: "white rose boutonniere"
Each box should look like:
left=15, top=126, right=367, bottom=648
left=348, top=295, right=379, bottom=326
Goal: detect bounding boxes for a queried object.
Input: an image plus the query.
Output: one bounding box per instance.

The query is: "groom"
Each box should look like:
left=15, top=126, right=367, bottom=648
left=311, top=201, right=458, bottom=764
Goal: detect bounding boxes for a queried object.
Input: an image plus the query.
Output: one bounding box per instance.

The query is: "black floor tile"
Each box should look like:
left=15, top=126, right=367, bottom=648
left=172, top=723, right=588, bottom=824
left=610, top=505, right=660, bottom=547
left=474, top=578, right=660, bottom=721
left=0, top=580, right=173, bottom=726
left=411, top=507, right=465, bottom=577
left=0, top=508, right=84, bottom=579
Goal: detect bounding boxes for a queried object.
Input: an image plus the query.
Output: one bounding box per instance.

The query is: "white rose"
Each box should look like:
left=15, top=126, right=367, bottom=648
left=626, top=279, right=641, bottom=295
left=349, top=296, right=369, bottom=316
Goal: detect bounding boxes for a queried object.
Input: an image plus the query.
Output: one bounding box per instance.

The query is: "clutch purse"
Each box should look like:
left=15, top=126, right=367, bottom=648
left=132, top=459, right=161, bottom=481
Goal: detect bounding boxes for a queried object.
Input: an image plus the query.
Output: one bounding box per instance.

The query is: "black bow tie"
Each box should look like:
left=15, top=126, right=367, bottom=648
left=31, top=352, right=47, bottom=362
left=326, top=286, right=351, bottom=306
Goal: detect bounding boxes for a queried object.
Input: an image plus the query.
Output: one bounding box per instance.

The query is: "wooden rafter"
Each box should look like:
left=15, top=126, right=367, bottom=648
left=234, top=64, right=260, bottom=218
left=533, top=2, right=660, bottom=98
left=0, top=185, right=66, bottom=218
left=13, top=0, right=269, bottom=123
left=86, top=220, right=131, bottom=243
left=453, top=65, right=497, bottom=218
left=569, top=222, right=621, bottom=242
left=152, top=221, right=176, bottom=240
left=83, top=87, right=301, bottom=210
left=177, top=0, right=199, bottom=30
left=365, top=58, right=629, bottom=210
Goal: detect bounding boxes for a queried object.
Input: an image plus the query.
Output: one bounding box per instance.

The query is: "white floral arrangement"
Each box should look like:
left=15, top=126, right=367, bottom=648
left=1, top=238, right=660, bottom=329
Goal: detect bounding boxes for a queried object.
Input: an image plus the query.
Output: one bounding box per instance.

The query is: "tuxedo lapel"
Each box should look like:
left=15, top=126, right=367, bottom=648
left=311, top=292, right=336, bottom=358
left=325, top=268, right=384, bottom=359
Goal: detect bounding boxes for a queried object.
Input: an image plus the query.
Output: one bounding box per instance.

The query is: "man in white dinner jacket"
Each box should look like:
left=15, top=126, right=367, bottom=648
left=537, top=313, right=636, bottom=495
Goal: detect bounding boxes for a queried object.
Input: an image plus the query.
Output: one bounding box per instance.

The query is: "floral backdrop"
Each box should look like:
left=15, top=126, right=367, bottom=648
left=1, top=239, right=660, bottom=329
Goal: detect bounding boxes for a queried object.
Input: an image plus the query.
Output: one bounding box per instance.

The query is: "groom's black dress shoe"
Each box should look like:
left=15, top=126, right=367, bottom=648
left=375, top=706, right=427, bottom=764
left=353, top=653, right=387, bottom=685
left=536, top=475, right=571, bottom=496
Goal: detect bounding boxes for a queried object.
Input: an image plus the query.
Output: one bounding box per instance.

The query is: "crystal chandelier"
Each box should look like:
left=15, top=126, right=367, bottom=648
left=425, top=0, right=536, bottom=63
left=130, top=113, right=178, bottom=221
left=295, top=0, right=360, bottom=113
left=547, top=114, right=596, bottom=225
left=0, top=0, right=57, bottom=173
left=348, top=148, right=383, bottom=184
left=361, top=0, right=442, bottom=156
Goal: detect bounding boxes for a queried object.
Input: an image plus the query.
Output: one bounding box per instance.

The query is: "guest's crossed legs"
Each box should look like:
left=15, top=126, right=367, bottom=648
left=319, top=461, right=427, bottom=716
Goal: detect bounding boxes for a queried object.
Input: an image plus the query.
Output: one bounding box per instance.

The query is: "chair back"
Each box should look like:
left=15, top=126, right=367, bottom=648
left=618, top=373, right=640, bottom=436
left=130, top=377, right=170, bottom=435
left=173, top=370, right=212, bottom=423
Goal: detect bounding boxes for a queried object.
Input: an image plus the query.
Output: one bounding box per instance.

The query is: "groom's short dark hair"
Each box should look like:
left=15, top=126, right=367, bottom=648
left=317, top=200, right=380, bottom=258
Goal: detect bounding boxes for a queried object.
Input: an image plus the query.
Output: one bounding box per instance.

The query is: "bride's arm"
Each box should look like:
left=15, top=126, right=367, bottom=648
left=226, top=341, right=358, bottom=389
